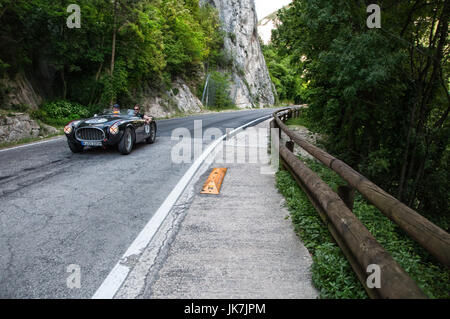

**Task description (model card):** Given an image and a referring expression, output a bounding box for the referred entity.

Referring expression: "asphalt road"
[0,108,275,298]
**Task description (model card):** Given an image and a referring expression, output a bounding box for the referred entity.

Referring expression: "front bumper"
[65,128,124,147]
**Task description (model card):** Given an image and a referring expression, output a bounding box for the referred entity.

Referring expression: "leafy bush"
[99,61,129,106]
[33,100,90,127]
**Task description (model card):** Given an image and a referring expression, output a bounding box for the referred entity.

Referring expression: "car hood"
[76,115,131,128]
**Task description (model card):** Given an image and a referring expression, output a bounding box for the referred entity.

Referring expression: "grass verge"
[276,153,450,299]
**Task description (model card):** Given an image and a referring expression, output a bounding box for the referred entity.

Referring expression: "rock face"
[0,113,42,143]
[170,79,203,113]
[140,78,203,118]
[1,73,43,110]
[201,0,276,108]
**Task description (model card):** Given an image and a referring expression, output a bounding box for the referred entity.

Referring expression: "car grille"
[76,128,105,141]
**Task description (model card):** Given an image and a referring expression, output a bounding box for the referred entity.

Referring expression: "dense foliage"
[0,0,224,112]
[261,43,304,104]
[277,152,450,299]
[32,100,91,127]
[271,0,449,221]
[197,71,235,110]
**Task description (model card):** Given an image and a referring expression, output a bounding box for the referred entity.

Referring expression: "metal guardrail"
[271,106,450,298]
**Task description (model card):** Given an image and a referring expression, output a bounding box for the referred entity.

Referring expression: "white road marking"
[92,114,271,299]
[0,137,64,153]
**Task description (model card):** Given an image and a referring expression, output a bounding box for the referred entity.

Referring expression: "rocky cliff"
[140,78,203,118]
[201,0,276,108]
[1,73,43,110]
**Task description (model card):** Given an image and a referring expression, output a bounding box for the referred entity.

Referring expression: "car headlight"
[64,121,81,135]
[110,122,119,135]
[64,125,73,134]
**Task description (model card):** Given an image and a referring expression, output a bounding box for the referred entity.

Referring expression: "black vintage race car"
[63,109,157,155]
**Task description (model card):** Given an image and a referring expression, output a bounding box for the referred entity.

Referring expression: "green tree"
[273,0,449,221]
[262,43,304,103]
[0,0,225,110]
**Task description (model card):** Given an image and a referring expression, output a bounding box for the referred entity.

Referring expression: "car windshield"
[102,109,136,116]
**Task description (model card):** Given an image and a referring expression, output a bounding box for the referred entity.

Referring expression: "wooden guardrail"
[271,107,450,298]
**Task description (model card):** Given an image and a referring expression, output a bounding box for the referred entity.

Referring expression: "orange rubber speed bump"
[201,168,228,195]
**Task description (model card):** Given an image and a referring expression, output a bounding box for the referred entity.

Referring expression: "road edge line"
[0,136,64,153]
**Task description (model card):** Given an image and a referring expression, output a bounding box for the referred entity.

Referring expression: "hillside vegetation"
[0,0,226,118]
[264,0,449,224]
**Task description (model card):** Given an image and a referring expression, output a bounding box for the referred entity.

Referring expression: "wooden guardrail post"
[278,121,282,139]
[279,144,427,299]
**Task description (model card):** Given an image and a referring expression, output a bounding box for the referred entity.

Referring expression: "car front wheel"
[67,140,83,153]
[118,128,134,155]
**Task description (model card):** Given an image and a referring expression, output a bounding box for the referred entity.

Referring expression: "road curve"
[0,108,275,298]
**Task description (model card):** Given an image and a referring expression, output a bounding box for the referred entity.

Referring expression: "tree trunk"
[398,95,416,200]
[111,0,117,77]
[408,150,426,208]
[61,69,67,100]
[110,0,118,104]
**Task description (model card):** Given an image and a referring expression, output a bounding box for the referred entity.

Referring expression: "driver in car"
[112,104,121,114]
[133,104,152,123]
